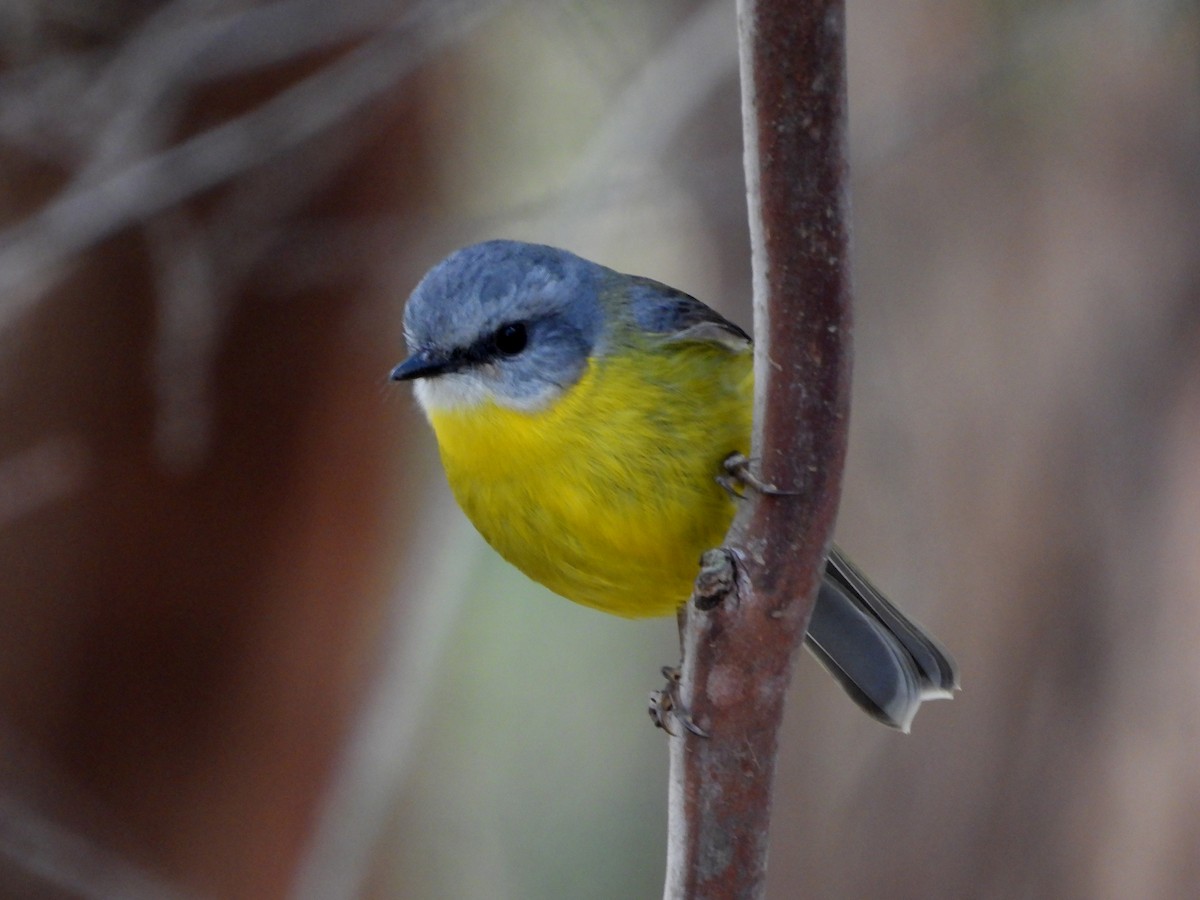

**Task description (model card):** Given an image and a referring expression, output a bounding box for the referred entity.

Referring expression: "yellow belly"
[427,343,753,617]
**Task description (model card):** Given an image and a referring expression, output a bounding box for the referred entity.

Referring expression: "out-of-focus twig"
[0,437,87,529]
[0,789,196,900]
[290,503,478,900]
[663,1,852,896]
[145,212,223,473]
[0,724,194,900]
[571,0,736,182]
[0,0,503,329]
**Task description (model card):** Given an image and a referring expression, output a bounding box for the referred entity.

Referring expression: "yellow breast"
[426,342,753,617]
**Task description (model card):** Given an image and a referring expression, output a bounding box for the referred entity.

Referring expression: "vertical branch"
[664,1,851,898]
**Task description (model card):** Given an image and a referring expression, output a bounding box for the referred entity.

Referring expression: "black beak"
[390,351,452,382]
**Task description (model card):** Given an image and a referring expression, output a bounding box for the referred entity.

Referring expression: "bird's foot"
[691,547,738,611]
[718,452,798,497]
[649,665,709,738]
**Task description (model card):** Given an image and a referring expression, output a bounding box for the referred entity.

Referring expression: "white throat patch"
[412,370,563,415]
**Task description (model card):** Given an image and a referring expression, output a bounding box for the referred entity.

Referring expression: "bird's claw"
[649,665,709,738]
[719,452,797,497]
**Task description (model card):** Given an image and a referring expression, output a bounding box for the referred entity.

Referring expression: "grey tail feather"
[804,545,959,732]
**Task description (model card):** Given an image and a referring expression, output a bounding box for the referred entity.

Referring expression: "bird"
[391,239,958,732]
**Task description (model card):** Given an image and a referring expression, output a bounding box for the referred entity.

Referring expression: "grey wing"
[626,276,751,350]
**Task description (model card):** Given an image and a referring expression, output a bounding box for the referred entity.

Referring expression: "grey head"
[391,240,608,413]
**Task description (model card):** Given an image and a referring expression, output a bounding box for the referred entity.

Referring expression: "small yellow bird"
[392,240,957,731]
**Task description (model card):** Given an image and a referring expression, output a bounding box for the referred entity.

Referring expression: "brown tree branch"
[663,1,851,897]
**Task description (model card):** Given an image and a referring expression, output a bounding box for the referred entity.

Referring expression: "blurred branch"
[664,0,851,896]
[0,0,504,329]
[0,0,484,163]
[0,790,194,900]
[0,2,498,896]
[572,0,735,181]
[291,504,475,900]
[0,719,192,900]
[0,437,87,529]
[144,212,223,473]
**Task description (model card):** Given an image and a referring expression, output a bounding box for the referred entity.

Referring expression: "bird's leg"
[715,471,744,499]
[691,547,738,611]
[648,607,709,737]
[652,456,781,737]
[649,665,709,738]
[719,451,798,496]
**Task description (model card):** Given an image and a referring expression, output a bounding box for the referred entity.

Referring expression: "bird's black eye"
[493,321,527,356]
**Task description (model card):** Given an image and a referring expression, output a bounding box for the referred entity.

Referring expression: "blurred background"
[1,1,1197,897]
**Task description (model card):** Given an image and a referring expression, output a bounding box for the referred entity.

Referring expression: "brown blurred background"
[0,1,1197,898]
